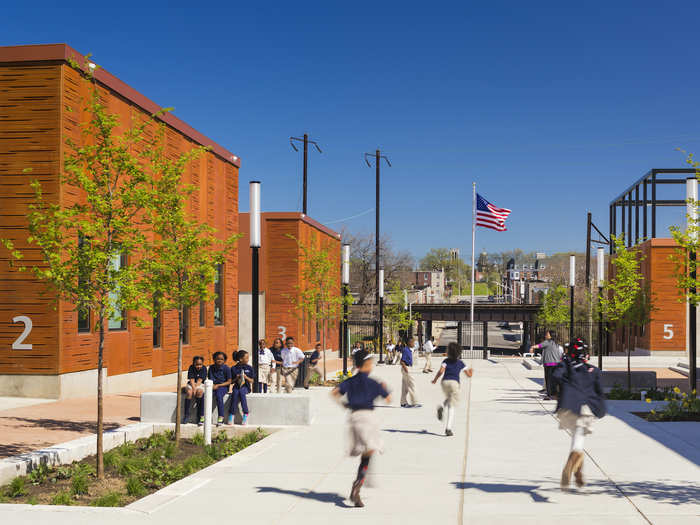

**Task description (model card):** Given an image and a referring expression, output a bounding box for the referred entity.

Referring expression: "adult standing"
[257,339,274,393]
[304,342,323,389]
[422,336,436,373]
[400,339,419,407]
[530,330,561,400]
[269,338,284,393]
[280,336,306,393]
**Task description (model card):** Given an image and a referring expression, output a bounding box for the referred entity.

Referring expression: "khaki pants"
[304,363,323,387]
[258,364,272,391]
[441,379,460,407]
[400,367,418,405]
[423,352,433,372]
[281,367,299,393]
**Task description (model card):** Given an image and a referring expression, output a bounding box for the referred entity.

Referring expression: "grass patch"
[0,429,267,507]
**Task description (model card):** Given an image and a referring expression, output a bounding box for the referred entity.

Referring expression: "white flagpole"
[470,182,476,353]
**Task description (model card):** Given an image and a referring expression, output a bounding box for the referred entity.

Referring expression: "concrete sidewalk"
[1,360,698,524]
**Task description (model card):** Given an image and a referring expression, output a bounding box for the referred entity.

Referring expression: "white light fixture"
[342,243,350,285]
[249,181,261,248]
[597,247,605,288]
[569,254,576,287]
[378,268,384,298]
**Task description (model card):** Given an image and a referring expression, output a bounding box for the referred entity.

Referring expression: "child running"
[208,351,232,427]
[230,350,254,425]
[552,337,606,489]
[182,355,207,425]
[332,349,391,508]
[431,342,473,436]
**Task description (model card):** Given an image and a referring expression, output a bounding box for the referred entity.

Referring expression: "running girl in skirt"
[332,349,391,508]
[552,337,606,489]
[431,342,473,436]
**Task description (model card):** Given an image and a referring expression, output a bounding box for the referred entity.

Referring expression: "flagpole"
[470,182,476,354]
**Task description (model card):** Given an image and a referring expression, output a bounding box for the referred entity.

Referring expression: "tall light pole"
[687,177,698,392]
[569,254,576,344]
[378,267,384,363]
[365,149,391,355]
[597,247,605,370]
[250,181,261,393]
[342,243,350,376]
[290,134,322,215]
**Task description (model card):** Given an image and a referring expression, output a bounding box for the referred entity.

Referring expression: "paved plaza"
[0,359,698,524]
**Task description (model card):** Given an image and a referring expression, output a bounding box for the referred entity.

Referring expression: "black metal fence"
[534,322,609,356]
[347,320,377,350]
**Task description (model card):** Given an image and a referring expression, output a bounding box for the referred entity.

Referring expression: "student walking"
[231,350,254,425]
[269,338,284,393]
[422,336,436,373]
[431,342,473,436]
[400,339,419,407]
[208,351,232,426]
[350,342,362,374]
[552,338,606,489]
[332,349,391,508]
[304,343,323,389]
[386,340,396,365]
[280,336,305,393]
[257,339,274,393]
[530,330,561,399]
[182,356,207,425]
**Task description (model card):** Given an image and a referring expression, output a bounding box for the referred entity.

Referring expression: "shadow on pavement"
[382,428,445,436]
[453,481,551,502]
[255,486,352,507]
[0,443,33,458]
[1,417,121,433]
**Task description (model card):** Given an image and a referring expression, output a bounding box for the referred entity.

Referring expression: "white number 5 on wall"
[663,324,674,340]
[12,316,33,350]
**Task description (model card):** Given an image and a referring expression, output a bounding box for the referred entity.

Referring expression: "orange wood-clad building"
[238,212,342,352]
[0,44,240,397]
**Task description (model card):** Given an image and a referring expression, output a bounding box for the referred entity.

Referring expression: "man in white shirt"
[280,336,306,393]
[422,336,436,373]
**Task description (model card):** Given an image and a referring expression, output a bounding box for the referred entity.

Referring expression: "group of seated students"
[183,350,254,427]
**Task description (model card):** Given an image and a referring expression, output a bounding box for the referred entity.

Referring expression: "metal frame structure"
[609,168,695,252]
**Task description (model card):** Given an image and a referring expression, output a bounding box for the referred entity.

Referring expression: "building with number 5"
[0,44,240,397]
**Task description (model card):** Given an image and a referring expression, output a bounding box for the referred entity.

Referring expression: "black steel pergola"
[609,168,695,253]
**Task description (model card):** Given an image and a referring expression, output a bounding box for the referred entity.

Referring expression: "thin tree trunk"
[97,310,105,479]
[175,307,183,443]
[322,318,327,382]
[627,326,632,391]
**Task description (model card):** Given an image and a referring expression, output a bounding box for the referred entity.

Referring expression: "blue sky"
[5,1,700,260]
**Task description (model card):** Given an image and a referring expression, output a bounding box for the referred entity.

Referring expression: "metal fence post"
[204,379,213,445]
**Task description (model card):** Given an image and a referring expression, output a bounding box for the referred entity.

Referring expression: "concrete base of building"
[0,368,186,399]
[601,370,656,391]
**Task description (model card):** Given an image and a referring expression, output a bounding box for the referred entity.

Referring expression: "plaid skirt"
[348,409,383,456]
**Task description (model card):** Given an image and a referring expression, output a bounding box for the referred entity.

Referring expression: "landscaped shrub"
[647,388,700,421]
[70,472,89,496]
[125,477,146,498]
[90,491,121,507]
[51,491,73,506]
[7,477,27,498]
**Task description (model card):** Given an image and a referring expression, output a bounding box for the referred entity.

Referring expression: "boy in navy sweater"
[183,356,207,425]
[431,342,473,436]
[208,351,232,427]
[332,349,391,508]
[400,340,419,407]
[230,350,254,425]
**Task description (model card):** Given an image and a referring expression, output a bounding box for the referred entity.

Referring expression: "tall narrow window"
[153,297,161,348]
[108,252,127,331]
[181,307,190,344]
[199,300,206,327]
[214,264,223,325]
[77,235,91,333]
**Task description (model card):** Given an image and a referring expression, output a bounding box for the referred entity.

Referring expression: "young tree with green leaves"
[287,235,349,382]
[382,280,414,344]
[601,235,654,390]
[537,284,570,325]
[129,125,240,443]
[1,62,153,478]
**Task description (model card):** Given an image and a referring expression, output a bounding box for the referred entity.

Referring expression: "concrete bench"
[140,391,311,426]
[601,371,656,391]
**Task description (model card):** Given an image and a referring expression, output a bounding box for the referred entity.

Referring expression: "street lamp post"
[342,243,350,376]
[569,254,576,344]
[597,247,605,370]
[250,181,261,393]
[687,177,698,392]
[378,268,384,363]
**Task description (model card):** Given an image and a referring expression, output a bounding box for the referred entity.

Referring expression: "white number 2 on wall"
[663,324,674,340]
[12,316,33,350]
[278,326,287,341]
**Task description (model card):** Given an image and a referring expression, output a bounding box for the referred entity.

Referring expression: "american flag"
[476,193,511,231]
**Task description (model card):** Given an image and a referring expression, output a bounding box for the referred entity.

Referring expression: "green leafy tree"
[537,285,570,325]
[601,235,654,389]
[130,125,240,443]
[419,248,470,293]
[1,62,152,478]
[383,280,415,344]
[287,235,350,381]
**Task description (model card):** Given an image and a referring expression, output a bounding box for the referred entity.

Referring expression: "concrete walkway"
[1,359,698,524]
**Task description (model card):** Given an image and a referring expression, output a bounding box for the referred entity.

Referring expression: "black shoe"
[446,429,454,436]
[304,386,309,390]
[401,404,409,408]
[180,417,187,425]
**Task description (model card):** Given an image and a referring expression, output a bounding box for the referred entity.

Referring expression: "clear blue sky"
[5,1,700,260]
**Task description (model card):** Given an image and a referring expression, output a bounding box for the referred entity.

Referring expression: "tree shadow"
[2,417,121,433]
[382,428,444,437]
[0,443,33,458]
[453,481,551,502]
[255,486,352,507]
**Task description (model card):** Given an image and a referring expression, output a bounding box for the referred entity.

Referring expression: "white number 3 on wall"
[12,316,33,350]
[663,324,674,340]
